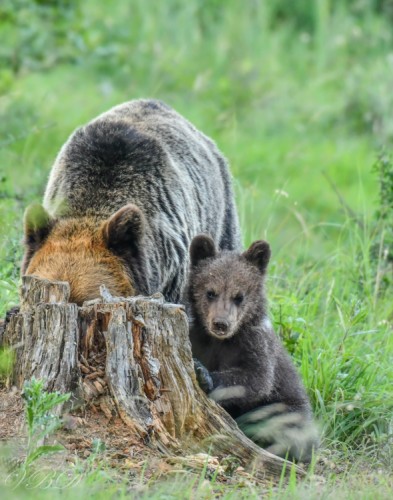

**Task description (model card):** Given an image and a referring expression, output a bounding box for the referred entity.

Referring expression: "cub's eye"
[206,290,217,300]
[233,293,244,305]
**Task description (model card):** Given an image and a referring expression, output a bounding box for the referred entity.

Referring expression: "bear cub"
[185,235,318,462]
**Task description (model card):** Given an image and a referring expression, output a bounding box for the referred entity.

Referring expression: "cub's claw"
[193,358,214,393]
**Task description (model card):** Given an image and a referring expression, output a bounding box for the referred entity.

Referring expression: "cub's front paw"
[193,358,214,393]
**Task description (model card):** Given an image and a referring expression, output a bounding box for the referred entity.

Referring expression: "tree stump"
[1,276,303,480]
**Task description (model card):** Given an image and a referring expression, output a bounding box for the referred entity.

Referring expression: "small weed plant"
[21,377,70,468]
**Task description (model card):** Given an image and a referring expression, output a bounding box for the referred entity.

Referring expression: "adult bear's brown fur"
[185,235,318,462]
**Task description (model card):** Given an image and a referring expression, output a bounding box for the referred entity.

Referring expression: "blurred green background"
[1,0,393,464]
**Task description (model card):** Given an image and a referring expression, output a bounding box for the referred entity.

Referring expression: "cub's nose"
[212,319,229,333]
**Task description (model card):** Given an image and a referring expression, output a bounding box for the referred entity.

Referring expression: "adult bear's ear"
[102,204,145,256]
[242,240,271,273]
[190,234,216,267]
[102,204,150,295]
[22,203,53,273]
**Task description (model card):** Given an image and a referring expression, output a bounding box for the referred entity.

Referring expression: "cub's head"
[187,235,271,340]
[22,203,149,305]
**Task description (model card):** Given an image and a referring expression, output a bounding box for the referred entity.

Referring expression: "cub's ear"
[242,240,271,273]
[190,234,216,266]
[22,203,53,274]
[102,204,145,255]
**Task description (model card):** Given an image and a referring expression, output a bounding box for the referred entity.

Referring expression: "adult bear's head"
[22,203,150,305]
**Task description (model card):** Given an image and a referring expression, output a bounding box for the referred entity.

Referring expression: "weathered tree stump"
[1,276,303,480]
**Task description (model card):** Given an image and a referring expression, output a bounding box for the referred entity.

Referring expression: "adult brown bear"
[22,99,241,304]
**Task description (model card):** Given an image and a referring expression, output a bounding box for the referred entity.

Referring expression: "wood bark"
[1,276,304,480]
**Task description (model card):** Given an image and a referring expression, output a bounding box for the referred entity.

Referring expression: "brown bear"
[185,234,318,462]
[22,100,241,305]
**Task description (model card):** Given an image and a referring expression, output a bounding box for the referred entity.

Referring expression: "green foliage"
[0,0,80,79]
[369,153,393,290]
[0,379,72,491]
[0,200,23,316]
[22,377,70,467]
[0,346,14,381]
[374,153,393,222]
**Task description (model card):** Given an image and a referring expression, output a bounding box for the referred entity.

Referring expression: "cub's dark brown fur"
[185,235,318,462]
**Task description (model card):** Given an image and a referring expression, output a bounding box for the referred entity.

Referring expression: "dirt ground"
[0,387,301,490]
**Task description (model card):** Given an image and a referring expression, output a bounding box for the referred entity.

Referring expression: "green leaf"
[25,445,64,466]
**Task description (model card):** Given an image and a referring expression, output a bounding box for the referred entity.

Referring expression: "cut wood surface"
[1,276,304,480]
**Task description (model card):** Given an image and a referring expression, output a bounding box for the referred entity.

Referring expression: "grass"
[1,0,393,497]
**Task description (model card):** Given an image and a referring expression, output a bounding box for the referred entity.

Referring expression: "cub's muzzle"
[212,318,230,335]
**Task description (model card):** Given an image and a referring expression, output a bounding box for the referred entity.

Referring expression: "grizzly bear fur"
[22,100,241,304]
[185,235,318,462]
